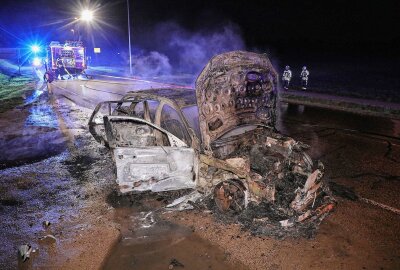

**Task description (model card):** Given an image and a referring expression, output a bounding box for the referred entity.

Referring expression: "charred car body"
[89,51,335,237]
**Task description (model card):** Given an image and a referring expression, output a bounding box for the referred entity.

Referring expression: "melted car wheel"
[213,180,245,213]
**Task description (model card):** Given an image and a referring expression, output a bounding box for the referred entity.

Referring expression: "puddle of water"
[0,82,71,168]
[103,205,246,270]
[24,80,45,104]
[25,103,59,128]
[23,81,60,129]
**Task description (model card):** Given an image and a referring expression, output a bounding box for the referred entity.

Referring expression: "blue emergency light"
[31,45,40,53]
[32,57,41,66]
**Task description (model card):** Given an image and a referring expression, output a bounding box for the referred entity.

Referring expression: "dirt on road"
[1,87,399,270]
[163,103,400,269]
[0,92,121,269]
[0,90,244,270]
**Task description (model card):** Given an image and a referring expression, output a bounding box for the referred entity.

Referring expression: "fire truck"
[47,40,87,78]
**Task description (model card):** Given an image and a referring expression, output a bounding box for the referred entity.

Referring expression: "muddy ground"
[1,87,400,269]
[0,91,245,269]
[0,93,121,269]
[164,104,400,269]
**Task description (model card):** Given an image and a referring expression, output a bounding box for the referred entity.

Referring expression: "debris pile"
[89,51,335,238]
[198,129,336,238]
[194,51,335,238]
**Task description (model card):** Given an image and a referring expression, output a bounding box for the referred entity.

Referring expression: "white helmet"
[302,66,307,70]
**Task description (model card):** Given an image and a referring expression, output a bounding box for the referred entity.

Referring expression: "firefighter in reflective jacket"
[282,65,292,90]
[300,66,309,90]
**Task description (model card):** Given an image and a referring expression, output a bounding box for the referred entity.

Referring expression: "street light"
[81,9,94,22]
[76,9,94,41]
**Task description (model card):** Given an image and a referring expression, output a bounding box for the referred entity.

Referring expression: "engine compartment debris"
[89,51,335,237]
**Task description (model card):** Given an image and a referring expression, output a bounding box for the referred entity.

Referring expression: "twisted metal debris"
[89,51,335,237]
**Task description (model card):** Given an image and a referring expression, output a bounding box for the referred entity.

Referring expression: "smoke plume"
[132,51,172,77]
[132,22,245,76]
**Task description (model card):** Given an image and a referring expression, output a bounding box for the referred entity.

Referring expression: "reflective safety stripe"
[283,70,292,79]
[301,70,309,79]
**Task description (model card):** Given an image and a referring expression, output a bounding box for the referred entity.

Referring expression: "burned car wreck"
[89,51,335,237]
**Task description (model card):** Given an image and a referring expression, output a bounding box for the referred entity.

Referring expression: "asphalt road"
[48,75,185,109]
[19,75,400,268]
[48,75,400,138]
[280,89,400,119]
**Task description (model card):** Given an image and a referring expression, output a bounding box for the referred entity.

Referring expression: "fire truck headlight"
[33,57,41,66]
[31,45,40,53]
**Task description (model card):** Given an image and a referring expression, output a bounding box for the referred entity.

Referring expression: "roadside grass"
[0,73,35,113]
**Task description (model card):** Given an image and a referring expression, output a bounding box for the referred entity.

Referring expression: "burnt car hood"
[196,51,278,152]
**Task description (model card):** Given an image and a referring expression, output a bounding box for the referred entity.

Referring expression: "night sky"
[0,0,399,59]
[133,0,400,57]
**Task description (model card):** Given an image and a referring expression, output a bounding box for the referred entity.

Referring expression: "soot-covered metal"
[89,51,335,237]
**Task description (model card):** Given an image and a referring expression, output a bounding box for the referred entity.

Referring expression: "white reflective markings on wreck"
[115,147,196,193]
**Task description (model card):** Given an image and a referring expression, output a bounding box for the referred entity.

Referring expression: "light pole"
[127,0,133,76]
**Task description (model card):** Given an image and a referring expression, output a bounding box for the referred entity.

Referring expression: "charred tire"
[213,180,245,214]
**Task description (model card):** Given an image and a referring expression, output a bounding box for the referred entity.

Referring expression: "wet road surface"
[103,102,400,269]
[48,75,188,109]
[72,75,398,269]
[103,198,248,270]
[0,80,74,169]
[1,76,399,269]
[42,78,400,268]
[159,102,400,269]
